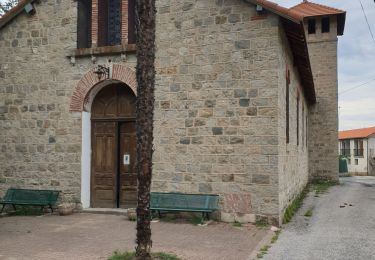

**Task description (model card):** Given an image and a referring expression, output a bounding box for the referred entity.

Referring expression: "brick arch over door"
[70,64,137,112]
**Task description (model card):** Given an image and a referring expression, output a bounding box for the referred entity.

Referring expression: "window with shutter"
[108,0,122,46]
[77,0,135,50]
[128,0,136,44]
[77,0,92,48]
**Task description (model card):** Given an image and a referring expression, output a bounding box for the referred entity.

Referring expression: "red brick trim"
[70,64,137,112]
[91,0,98,47]
[121,0,129,45]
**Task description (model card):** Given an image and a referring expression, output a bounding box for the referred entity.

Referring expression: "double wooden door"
[91,121,137,208]
[90,83,137,208]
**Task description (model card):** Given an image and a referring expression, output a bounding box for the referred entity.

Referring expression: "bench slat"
[0,188,60,207]
[150,192,219,212]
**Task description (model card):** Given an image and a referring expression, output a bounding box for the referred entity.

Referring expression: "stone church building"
[0,0,345,224]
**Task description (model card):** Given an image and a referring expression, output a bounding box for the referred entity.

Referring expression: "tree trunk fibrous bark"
[135,0,156,259]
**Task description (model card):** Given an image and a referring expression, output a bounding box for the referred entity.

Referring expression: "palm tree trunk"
[134,0,156,259]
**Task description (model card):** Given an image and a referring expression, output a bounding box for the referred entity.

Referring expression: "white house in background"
[339,127,375,176]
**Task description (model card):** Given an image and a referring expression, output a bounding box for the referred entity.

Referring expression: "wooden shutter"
[98,0,108,47]
[77,0,92,48]
[128,0,136,44]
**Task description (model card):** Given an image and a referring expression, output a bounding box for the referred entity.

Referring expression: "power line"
[339,77,375,95]
[358,0,375,45]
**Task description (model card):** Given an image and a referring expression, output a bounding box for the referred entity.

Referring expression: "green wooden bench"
[0,188,60,213]
[150,192,219,223]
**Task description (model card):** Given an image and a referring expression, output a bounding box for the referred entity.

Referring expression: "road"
[264,176,375,260]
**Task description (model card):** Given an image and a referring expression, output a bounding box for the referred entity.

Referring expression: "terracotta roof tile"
[290,1,345,17]
[290,1,346,35]
[339,127,375,140]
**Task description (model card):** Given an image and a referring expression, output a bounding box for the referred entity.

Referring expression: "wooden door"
[119,121,137,208]
[91,83,136,208]
[91,121,117,208]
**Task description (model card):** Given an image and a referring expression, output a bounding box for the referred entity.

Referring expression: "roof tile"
[339,127,375,140]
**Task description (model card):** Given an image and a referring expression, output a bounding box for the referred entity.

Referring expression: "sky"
[275,0,375,131]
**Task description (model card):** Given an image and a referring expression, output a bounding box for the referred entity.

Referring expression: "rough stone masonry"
[0,0,344,225]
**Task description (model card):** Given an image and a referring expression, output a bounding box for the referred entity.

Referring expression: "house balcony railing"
[340,149,351,156]
[354,149,364,157]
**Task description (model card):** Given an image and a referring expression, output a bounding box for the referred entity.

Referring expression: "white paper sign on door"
[123,154,130,165]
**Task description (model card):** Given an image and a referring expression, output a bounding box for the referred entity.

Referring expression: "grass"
[255,218,269,229]
[310,180,336,195]
[304,207,314,217]
[283,180,337,223]
[189,215,203,225]
[109,251,180,260]
[282,186,309,224]
[232,221,242,227]
[271,230,281,244]
[256,245,270,259]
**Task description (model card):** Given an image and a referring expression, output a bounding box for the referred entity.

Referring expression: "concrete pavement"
[0,213,268,260]
[264,176,375,260]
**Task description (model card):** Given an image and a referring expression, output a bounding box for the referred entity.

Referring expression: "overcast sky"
[275,0,375,131]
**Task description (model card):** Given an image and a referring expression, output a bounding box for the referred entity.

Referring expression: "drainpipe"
[367,138,369,175]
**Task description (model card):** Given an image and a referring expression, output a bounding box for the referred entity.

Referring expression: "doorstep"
[82,208,128,215]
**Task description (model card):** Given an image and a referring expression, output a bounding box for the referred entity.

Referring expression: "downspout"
[367,138,369,175]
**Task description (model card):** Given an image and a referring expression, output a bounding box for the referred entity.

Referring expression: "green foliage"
[0,0,19,16]
[282,186,309,224]
[310,180,336,194]
[256,245,270,259]
[10,206,43,216]
[271,231,281,244]
[109,251,180,260]
[189,215,202,225]
[304,207,313,217]
[255,218,269,229]
[232,221,242,227]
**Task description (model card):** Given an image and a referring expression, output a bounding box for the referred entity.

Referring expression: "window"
[322,17,330,33]
[98,0,121,46]
[297,92,300,146]
[77,0,136,49]
[77,0,92,48]
[355,159,359,165]
[340,140,350,156]
[354,139,364,157]
[128,0,136,44]
[308,19,316,34]
[286,70,290,144]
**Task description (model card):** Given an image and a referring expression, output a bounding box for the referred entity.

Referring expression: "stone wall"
[0,0,137,201]
[153,0,281,223]
[0,0,326,224]
[306,16,339,181]
[276,24,309,219]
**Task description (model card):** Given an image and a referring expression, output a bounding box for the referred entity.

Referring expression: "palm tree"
[134,0,156,259]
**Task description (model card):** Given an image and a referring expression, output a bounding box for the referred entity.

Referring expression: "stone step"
[82,208,129,216]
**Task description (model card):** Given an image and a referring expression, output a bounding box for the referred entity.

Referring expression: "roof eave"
[0,0,36,30]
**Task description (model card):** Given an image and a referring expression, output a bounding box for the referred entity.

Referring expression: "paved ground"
[264,176,375,260]
[0,213,268,260]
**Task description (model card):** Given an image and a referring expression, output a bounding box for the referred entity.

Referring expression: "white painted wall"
[81,111,91,208]
[346,139,368,174]
[367,136,375,175]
